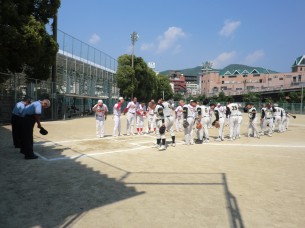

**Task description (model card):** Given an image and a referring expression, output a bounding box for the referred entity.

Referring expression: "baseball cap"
[98,100,103,103]
[119,97,124,100]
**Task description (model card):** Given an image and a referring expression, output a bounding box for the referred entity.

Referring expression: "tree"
[242,92,260,102]
[156,74,173,100]
[116,54,173,101]
[0,0,60,80]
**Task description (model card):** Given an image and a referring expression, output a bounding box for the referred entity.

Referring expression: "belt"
[266,117,272,119]
[128,112,135,114]
[219,117,223,118]
[187,116,194,118]
[166,116,172,117]
[203,115,209,117]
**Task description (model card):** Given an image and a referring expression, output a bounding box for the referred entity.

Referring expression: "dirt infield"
[1,114,305,228]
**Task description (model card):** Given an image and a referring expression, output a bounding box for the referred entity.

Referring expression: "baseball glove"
[183,120,189,128]
[39,127,48,135]
[159,125,166,134]
[196,122,202,129]
[214,121,220,128]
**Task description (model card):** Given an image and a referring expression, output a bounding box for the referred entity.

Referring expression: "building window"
[268,78,272,81]
[236,88,242,90]
[298,75,302,81]
[222,81,224,84]
[243,74,247,77]
[279,78,283,80]
[259,79,263,83]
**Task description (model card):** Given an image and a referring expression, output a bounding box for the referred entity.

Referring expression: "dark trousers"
[20,115,35,157]
[11,114,22,148]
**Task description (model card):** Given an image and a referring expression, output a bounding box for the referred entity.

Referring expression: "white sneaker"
[228,138,233,141]
[171,143,176,147]
[268,134,272,137]
[153,144,160,148]
[159,145,166,151]
[215,138,221,142]
[203,139,210,143]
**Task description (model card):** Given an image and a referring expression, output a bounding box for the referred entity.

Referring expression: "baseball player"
[273,103,282,133]
[92,100,108,138]
[124,97,138,136]
[259,104,267,134]
[146,101,156,134]
[160,99,176,147]
[245,103,260,138]
[112,97,124,136]
[198,99,210,143]
[236,104,243,139]
[136,102,146,135]
[149,101,167,151]
[260,103,276,137]
[210,103,225,142]
[175,100,184,132]
[183,100,197,145]
[226,100,239,141]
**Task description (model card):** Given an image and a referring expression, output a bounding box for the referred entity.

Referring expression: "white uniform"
[262,107,275,136]
[126,101,137,135]
[281,108,287,132]
[247,106,260,138]
[214,106,225,141]
[183,104,196,145]
[136,104,145,134]
[226,103,239,140]
[154,104,167,150]
[147,105,156,133]
[198,105,210,142]
[162,101,175,139]
[175,105,184,131]
[113,102,122,136]
[92,104,108,138]
[236,110,243,138]
[273,107,282,132]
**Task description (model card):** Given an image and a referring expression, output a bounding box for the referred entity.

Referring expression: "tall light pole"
[130,31,139,99]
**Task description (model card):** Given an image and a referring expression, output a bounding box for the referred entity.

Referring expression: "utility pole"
[130,31,139,99]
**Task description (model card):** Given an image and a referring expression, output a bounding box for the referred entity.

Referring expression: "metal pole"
[130,32,138,99]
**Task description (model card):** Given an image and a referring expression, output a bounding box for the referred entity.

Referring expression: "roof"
[292,55,305,66]
[219,64,277,76]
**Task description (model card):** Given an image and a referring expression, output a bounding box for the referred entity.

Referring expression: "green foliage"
[173,93,184,101]
[116,55,173,101]
[0,0,60,80]
[242,92,260,102]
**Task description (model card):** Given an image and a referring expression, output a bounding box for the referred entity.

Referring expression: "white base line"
[36,145,151,161]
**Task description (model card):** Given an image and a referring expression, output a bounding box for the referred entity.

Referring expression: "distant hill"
[159,64,277,76]
[159,66,202,76]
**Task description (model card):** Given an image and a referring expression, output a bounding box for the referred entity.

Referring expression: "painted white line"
[41,145,151,161]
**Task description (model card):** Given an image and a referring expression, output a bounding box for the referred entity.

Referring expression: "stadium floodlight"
[130,31,139,99]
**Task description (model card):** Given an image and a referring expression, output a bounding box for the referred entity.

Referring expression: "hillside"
[159,64,277,76]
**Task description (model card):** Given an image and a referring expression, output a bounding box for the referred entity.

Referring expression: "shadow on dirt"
[0,125,144,228]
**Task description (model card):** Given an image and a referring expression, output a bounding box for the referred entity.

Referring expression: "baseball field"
[1,114,305,228]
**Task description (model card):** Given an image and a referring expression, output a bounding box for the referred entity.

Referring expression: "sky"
[57,0,305,73]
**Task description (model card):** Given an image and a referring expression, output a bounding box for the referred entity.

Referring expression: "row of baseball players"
[91,98,294,147]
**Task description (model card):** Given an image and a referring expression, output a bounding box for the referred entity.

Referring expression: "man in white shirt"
[226,100,239,141]
[245,103,260,138]
[175,100,184,132]
[92,100,108,138]
[124,97,138,136]
[112,97,124,136]
[183,100,197,145]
